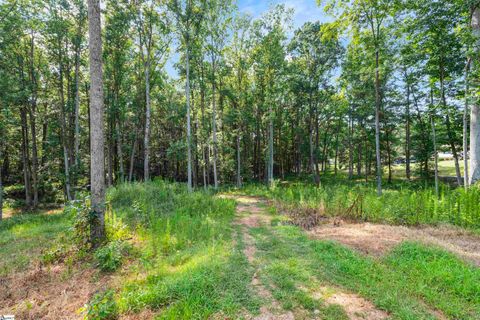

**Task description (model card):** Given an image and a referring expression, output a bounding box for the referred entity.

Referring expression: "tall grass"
[107,179,258,318]
[239,178,480,229]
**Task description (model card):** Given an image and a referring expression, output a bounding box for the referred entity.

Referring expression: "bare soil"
[309,222,480,266]
[312,287,388,320]
[232,195,294,320]
[0,263,110,319]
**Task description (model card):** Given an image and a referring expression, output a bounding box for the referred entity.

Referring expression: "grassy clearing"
[390,160,465,178]
[0,211,69,276]
[238,176,480,229]
[1,180,479,319]
[251,220,480,320]
[108,180,259,319]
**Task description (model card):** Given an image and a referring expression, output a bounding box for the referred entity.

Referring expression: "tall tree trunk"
[405,77,411,180]
[117,121,124,183]
[59,47,72,201]
[88,0,106,247]
[21,107,32,207]
[186,46,193,192]
[268,102,274,186]
[41,103,48,167]
[431,114,439,198]
[374,49,382,196]
[29,33,39,207]
[144,59,151,181]
[236,134,241,188]
[74,27,82,171]
[440,64,462,186]
[470,7,480,185]
[211,58,218,189]
[464,58,471,189]
[334,120,340,176]
[107,118,114,186]
[128,130,138,182]
[348,106,353,179]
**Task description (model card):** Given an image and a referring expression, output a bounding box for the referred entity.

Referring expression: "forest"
[1,0,480,319]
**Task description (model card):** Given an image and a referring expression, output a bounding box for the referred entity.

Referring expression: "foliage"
[94,240,130,272]
[239,177,480,229]
[108,179,259,318]
[81,289,119,320]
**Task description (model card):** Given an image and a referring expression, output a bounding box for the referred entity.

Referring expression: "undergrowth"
[107,180,259,319]
[238,176,480,229]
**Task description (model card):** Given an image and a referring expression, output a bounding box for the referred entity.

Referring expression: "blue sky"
[165,0,331,77]
[238,0,330,27]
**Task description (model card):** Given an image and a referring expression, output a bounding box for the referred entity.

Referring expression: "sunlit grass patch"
[0,212,69,276]
[384,242,480,319]
[251,222,479,320]
[108,180,260,318]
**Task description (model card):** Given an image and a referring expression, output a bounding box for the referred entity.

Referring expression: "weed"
[94,240,131,272]
[81,289,118,320]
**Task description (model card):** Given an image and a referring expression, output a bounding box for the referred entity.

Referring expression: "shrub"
[94,240,129,272]
[82,289,118,320]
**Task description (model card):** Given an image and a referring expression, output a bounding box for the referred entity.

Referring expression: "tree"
[205,0,233,189]
[289,22,342,185]
[88,0,106,247]
[471,5,480,185]
[324,0,395,195]
[168,0,206,192]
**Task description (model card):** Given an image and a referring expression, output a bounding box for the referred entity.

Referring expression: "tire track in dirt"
[228,195,390,320]
[230,195,294,320]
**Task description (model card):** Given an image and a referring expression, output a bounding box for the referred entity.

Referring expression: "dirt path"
[228,195,388,320]
[231,196,294,320]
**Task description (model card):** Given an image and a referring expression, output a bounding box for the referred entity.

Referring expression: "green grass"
[251,222,480,319]
[390,160,465,178]
[0,211,69,276]
[2,179,478,319]
[109,180,260,319]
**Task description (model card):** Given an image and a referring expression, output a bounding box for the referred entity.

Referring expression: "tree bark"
[88,0,106,247]
[128,130,138,183]
[74,19,82,171]
[405,76,411,180]
[374,49,382,195]
[268,101,274,186]
[236,134,241,188]
[186,46,193,192]
[117,121,125,183]
[439,63,462,186]
[471,7,480,185]
[464,58,471,189]
[58,43,72,201]
[431,114,439,198]
[20,107,32,207]
[29,32,39,207]
[144,59,151,181]
[211,57,218,189]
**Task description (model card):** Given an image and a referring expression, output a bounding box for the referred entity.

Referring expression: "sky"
[165,0,331,78]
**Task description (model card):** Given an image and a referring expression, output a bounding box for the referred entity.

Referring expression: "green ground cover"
[1,179,479,319]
